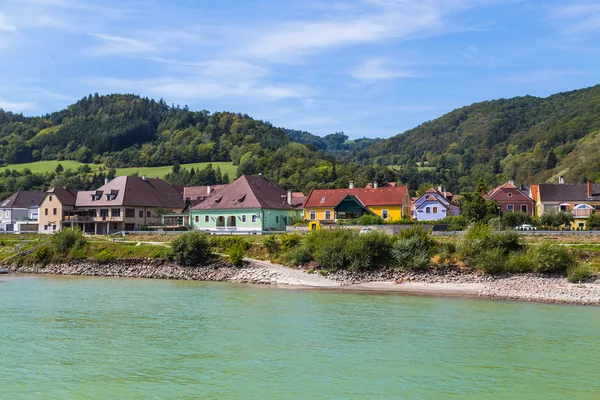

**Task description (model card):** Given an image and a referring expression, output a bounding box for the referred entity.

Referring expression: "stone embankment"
[326,266,486,285]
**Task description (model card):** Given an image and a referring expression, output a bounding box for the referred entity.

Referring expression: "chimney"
[373,181,378,189]
[287,190,293,206]
[509,179,515,186]
[349,181,355,189]
[142,175,146,181]
[559,176,565,184]
[438,185,442,193]
[588,180,593,198]
[104,178,109,185]
[207,185,212,195]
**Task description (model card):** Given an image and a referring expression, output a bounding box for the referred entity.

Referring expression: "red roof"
[183,185,228,200]
[365,182,397,189]
[304,186,409,208]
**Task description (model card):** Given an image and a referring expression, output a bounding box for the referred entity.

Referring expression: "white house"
[412,188,459,221]
[0,191,46,233]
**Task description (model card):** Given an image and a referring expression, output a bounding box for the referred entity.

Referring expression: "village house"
[0,191,46,233]
[303,182,411,226]
[531,178,600,229]
[188,175,303,232]
[38,187,79,233]
[412,187,459,221]
[485,181,535,216]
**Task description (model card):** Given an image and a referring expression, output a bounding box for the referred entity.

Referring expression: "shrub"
[586,213,600,230]
[210,235,250,251]
[286,245,313,266]
[33,244,53,265]
[472,247,507,274]
[172,231,212,266]
[345,235,374,271]
[228,243,245,267]
[531,242,576,273]
[280,232,302,250]
[504,251,534,273]
[69,247,87,260]
[392,236,431,271]
[358,214,384,225]
[567,263,593,283]
[50,228,87,256]
[313,235,347,271]
[93,250,116,263]
[263,234,279,256]
[398,226,436,251]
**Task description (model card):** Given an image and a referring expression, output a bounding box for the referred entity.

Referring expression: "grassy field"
[3,161,237,179]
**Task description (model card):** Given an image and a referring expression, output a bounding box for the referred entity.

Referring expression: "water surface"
[1,275,599,399]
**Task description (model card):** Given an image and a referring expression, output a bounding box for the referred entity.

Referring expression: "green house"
[189,175,303,233]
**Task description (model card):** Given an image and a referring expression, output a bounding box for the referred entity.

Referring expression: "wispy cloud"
[0,99,38,112]
[0,13,17,32]
[88,33,155,55]
[549,2,600,36]
[350,58,417,82]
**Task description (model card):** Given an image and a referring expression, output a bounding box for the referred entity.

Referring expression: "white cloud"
[549,2,600,35]
[0,13,17,32]
[147,57,269,82]
[88,33,155,55]
[0,99,38,111]
[350,58,417,82]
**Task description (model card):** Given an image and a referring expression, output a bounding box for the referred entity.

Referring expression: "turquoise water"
[1,276,600,399]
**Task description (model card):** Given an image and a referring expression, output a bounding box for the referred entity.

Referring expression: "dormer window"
[320,196,326,203]
[91,194,101,201]
[237,194,246,203]
[214,196,223,204]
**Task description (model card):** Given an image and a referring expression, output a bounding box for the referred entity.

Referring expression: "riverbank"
[5,259,600,305]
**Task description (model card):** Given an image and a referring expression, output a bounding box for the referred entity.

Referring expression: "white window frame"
[521,205,528,213]
[204,215,209,223]
[507,205,514,212]
[382,209,389,219]
[325,210,331,220]
[426,207,431,213]
[242,215,247,223]
[252,215,258,223]
[433,207,438,214]
[309,210,316,220]
[195,215,199,223]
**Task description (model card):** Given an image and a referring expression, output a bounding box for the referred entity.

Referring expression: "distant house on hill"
[412,187,459,221]
[485,181,535,216]
[0,191,45,233]
[188,175,303,232]
[303,182,411,224]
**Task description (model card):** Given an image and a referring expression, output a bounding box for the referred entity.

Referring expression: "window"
[433,207,438,214]
[112,223,118,230]
[309,210,316,220]
[147,211,151,218]
[242,215,247,222]
[426,207,431,213]
[139,211,144,218]
[204,215,209,223]
[100,209,109,217]
[325,210,331,220]
[382,210,389,219]
[579,222,585,228]
[276,216,279,223]
[252,215,258,223]
[45,208,48,216]
[507,192,513,198]
[125,209,135,218]
[53,208,57,215]
[4,210,8,218]
[49,196,53,201]
[560,205,568,212]
[106,194,117,201]
[320,196,327,203]
[44,225,48,230]
[52,225,56,231]
[521,205,528,213]
[195,215,199,223]
[111,209,121,217]
[507,205,514,212]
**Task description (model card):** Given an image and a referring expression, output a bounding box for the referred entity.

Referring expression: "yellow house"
[303,185,411,223]
[38,187,79,233]
[534,181,600,229]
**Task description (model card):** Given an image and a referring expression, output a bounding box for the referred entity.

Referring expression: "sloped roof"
[365,182,397,189]
[304,186,409,208]
[183,185,228,200]
[538,183,600,202]
[47,187,79,206]
[76,176,185,208]
[0,191,45,209]
[191,175,296,211]
[485,181,533,202]
[530,185,539,202]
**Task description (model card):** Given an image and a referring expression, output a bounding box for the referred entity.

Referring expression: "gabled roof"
[183,185,228,200]
[413,188,451,208]
[304,186,409,208]
[415,195,450,211]
[0,191,45,209]
[538,183,600,202]
[485,181,534,202]
[530,185,539,202]
[191,175,296,211]
[46,187,79,206]
[76,176,185,209]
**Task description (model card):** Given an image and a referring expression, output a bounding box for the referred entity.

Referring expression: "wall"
[190,209,263,231]
[414,200,447,221]
[367,205,404,221]
[304,208,335,221]
[38,194,69,234]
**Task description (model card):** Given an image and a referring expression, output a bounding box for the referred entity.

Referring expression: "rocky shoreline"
[5,260,600,306]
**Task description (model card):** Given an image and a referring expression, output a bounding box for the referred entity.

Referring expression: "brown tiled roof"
[304,186,409,208]
[0,191,45,208]
[191,175,295,211]
[76,176,185,209]
[183,185,228,200]
[538,183,600,202]
[485,181,534,202]
[47,187,79,206]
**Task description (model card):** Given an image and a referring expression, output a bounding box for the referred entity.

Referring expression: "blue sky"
[1,0,600,139]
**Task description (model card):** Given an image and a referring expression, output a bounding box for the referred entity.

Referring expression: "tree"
[587,212,600,230]
[460,189,499,223]
[172,160,181,174]
[172,231,212,266]
[545,150,558,170]
[55,163,64,174]
[541,211,574,229]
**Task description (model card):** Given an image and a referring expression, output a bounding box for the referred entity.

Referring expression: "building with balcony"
[0,191,45,232]
[188,175,303,233]
[38,187,79,233]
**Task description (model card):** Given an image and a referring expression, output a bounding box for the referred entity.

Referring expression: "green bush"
[286,245,313,266]
[210,235,250,251]
[172,231,212,266]
[228,243,245,267]
[473,247,507,274]
[93,250,116,263]
[263,234,279,256]
[50,228,87,255]
[392,236,431,270]
[33,244,54,264]
[458,224,522,262]
[567,263,593,283]
[531,242,576,273]
[398,226,436,251]
[280,232,302,250]
[358,214,384,225]
[504,251,534,273]
[313,235,347,271]
[69,247,87,260]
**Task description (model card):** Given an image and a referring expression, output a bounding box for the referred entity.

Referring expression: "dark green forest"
[2,84,600,197]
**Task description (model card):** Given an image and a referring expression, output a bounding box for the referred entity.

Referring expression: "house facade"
[485,181,535,216]
[533,180,600,229]
[38,187,79,233]
[412,188,459,221]
[189,175,302,232]
[303,184,411,223]
[0,191,45,232]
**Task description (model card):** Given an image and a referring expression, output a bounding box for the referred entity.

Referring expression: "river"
[1,275,599,399]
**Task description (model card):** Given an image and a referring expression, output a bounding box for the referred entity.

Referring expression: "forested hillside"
[355,85,600,190]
